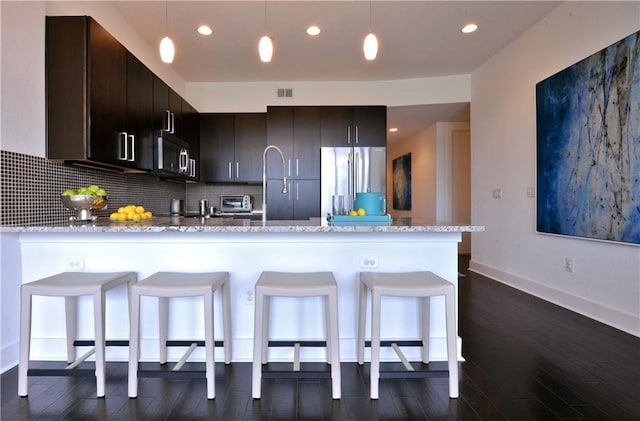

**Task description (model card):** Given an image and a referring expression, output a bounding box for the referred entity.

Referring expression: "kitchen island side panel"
[17,231,462,363]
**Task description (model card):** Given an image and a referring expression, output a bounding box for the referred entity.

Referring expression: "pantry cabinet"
[265,106,321,220]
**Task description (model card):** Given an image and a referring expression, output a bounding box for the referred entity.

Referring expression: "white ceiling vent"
[277,88,293,98]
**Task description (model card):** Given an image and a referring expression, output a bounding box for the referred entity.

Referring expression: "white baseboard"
[469,260,639,337]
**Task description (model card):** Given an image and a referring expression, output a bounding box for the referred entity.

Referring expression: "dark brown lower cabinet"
[266,179,320,220]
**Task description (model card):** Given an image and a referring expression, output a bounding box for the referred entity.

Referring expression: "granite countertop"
[0,216,485,233]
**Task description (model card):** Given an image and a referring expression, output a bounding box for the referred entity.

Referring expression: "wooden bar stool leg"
[370,289,382,399]
[65,296,78,364]
[204,289,215,399]
[128,290,141,398]
[221,279,232,364]
[324,295,332,365]
[261,295,270,364]
[252,288,265,399]
[421,296,431,364]
[328,288,341,399]
[159,297,169,365]
[18,291,32,397]
[445,289,459,398]
[93,291,107,398]
[357,279,368,365]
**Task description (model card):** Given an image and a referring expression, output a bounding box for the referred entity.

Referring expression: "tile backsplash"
[0,150,263,226]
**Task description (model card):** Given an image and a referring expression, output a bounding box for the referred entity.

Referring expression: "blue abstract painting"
[536,31,639,245]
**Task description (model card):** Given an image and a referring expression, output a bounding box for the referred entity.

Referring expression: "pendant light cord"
[368,0,372,32]
[165,0,168,34]
[264,0,268,33]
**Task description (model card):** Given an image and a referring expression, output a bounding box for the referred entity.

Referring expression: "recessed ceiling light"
[306,25,321,36]
[197,25,213,36]
[461,23,478,34]
[389,128,398,132]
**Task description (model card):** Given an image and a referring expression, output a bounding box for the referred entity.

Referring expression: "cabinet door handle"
[228,162,232,179]
[296,159,299,177]
[128,134,135,161]
[164,110,171,132]
[288,182,292,201]
[288,159,291,178]
[355,126,359,145]
[179,149,189,172]
[170,112,175,134]
[296,182,299,201]
[189,158,196,177]
[347,126,351,144]
[118,132,128,160]
[236,162,240,179]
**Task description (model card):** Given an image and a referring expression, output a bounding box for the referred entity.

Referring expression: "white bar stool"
[252,271,341,399]
[128,272,231,400]
[18,271,137,397]
[357,271,459,399]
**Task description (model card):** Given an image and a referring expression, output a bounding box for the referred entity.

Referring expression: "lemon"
[357,208,366,216]
[135,206,145,214]
[118,207,126,214]
[349,210,358,216]
[109,213,118,220]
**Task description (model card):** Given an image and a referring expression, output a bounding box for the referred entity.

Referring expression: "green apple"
[87,184,100,194]
[95,188,107,196]
[62,189,76,196]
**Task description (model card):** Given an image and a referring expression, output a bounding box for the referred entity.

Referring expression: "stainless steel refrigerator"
[320,147,386,216]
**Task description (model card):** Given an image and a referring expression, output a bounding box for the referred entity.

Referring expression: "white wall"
[187,75,471,112]
[388,122,471,252]
[387,125,437,223]
[470,1,640,335]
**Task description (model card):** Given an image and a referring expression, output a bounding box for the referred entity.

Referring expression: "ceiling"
[111,1,560,143]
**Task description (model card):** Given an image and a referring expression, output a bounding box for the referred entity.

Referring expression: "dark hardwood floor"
[3,258,639,420]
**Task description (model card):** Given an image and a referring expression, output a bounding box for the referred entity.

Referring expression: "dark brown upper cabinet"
[200,113,265,183]
[266,106,321,180]
[320,106,387,147]
[46,16,153,172]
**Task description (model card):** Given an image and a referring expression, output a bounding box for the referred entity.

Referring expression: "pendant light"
[363,0,378,61]
[159,1,175,63]
[258,0,273,62]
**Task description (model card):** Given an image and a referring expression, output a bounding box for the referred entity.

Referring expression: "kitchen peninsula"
[2,218,483,365]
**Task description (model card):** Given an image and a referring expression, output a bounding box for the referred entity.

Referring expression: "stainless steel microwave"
[155,134,190,177]
[220,195,253,213]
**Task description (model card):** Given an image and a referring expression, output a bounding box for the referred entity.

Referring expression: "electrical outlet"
[244,289,255,305]
[360,255,379,268]
[492,188,503,199]
[527,186,536,198]
[66,257,85,271]
[565,258,574,273]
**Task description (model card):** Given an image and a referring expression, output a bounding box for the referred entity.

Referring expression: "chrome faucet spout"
[262,145,288,223]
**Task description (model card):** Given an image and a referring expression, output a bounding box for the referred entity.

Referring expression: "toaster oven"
[220,195,253,213]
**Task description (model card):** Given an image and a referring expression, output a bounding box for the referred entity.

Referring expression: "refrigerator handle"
[347,151,353,199]
[354,152,360,195]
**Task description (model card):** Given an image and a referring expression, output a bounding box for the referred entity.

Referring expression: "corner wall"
[470,1,640,335]
[387,125,437,223]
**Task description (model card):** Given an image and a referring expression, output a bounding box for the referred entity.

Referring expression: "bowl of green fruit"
[61,185,108,221]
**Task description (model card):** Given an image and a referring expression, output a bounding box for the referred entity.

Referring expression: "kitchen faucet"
[262,145,288,223]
